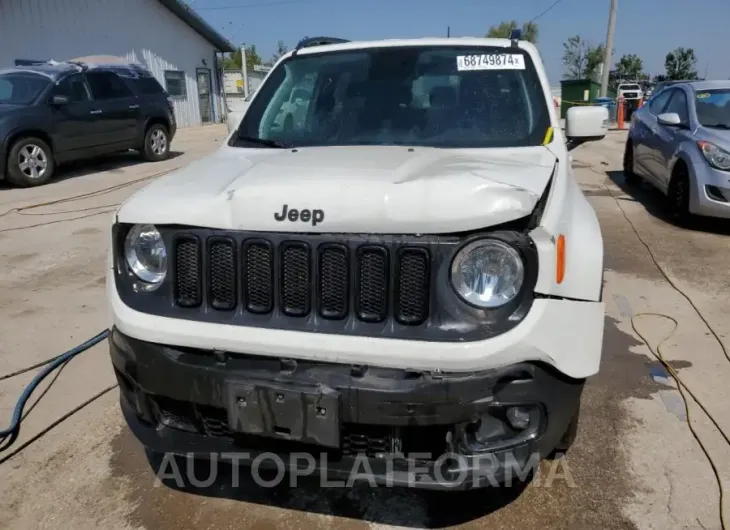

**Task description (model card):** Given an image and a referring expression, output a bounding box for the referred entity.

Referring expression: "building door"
[196,68,213,124]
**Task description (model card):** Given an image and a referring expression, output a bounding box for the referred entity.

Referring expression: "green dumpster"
[560,79,602,119]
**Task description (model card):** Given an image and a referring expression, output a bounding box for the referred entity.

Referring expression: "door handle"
[90,109,103,114]
[129,104,139,109]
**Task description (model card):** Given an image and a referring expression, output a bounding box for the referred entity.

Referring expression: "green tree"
[664,47,699,80]
[615,53,644,80]
[221,44,262,71]
[562,35,604,80]
[585,44,605,81]
[486,20,538,43]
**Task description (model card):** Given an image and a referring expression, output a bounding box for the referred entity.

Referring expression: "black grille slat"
[243,241,274,314]
[356,247,389,323]
[170,234,435,330]
[319,244,349,319]
[395,249,430,325]
[281,243,311,317]
[209,239,236,310]
[174,238,202,307]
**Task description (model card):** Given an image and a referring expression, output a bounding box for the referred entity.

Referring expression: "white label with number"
[456,54,525,71]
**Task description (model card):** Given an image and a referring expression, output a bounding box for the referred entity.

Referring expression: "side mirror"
[657,112,682,127]
[565,105,609,150]
[51,94,69,106]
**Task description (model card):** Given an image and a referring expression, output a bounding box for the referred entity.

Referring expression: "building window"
[164,70,186,97]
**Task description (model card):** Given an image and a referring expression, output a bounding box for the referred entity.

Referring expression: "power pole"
[240,45,249,98]
[599,0,617,97]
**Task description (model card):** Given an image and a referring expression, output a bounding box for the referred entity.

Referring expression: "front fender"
[530,156,603,301]
[671,140,709,211]
[2,115,55,163]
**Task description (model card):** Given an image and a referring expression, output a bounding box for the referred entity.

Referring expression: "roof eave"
[157,0,236,53]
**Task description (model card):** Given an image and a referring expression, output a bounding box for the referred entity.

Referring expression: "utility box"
[559,79,617,119]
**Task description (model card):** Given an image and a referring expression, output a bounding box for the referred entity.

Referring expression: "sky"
[190,0,730,86]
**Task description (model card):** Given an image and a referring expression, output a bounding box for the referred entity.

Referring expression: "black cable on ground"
[0,330,110,445]
[1,349,72,382]
[0,166,175,219]
[17,203,120,216]
[0,209,117,234]
[0,360,69,454]
[0,384,117,466]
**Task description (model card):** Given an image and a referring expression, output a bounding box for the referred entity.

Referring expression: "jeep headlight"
[451,240,524,308]
[124,224,167,289]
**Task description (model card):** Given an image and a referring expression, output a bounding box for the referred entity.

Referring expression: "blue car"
[623,80,730,220]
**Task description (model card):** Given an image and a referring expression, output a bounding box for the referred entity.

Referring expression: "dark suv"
[0,59,177,187]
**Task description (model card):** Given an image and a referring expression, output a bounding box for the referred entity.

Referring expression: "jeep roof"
[281,36,535,56]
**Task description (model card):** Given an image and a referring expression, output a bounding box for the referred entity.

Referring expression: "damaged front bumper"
[111,328,584,490]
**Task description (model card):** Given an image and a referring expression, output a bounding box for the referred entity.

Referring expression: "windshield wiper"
[703,123,730,130]
[236,135,291,148]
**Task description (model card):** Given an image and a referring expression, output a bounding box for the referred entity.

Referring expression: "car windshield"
[695,88,730,128]
[620,84,641,91]
[233,45,551,149]
[0,72,50,105]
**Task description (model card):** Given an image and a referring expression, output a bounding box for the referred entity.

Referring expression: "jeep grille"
[113,225,539,342]
[172,233,431,326]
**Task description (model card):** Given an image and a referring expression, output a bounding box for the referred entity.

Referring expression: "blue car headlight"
[698,141,730,171]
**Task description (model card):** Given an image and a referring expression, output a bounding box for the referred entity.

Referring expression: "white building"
[0,0,235,127]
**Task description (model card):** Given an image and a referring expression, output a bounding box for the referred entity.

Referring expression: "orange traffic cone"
[617,96,625,130]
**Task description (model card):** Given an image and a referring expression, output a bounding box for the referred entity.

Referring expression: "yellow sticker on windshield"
[697,92,711,99]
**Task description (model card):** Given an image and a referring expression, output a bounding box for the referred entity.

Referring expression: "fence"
[223,64,270,96]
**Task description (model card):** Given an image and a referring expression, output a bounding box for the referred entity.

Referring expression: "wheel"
[623,140,640,186]
[6,137,55,187]
[667,164,691,222]
[142,123,170,162]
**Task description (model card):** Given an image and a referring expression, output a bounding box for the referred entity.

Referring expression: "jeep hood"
[116,145,557,233]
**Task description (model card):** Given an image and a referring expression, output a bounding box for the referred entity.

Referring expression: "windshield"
[233,45,551,149]
[620,84,641,91]
[0,72,50,105]
[695,89,730,128]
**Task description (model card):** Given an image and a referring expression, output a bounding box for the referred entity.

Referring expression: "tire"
[142,123,170,162]
[623,140,639,186]
[6,137,55,188]
[667,164,691,223]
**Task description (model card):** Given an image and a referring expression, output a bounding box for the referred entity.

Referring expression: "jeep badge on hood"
[274,204,325,226]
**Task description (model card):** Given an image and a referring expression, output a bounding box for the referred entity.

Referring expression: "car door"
[632,89,672,182]
[48,73,105,158]
[84,71,140,149]
[652,88,691,192]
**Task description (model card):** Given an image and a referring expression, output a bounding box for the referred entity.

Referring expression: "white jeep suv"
[108,35,608,489]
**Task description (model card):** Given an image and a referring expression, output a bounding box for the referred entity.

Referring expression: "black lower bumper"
[110,327,585,490]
